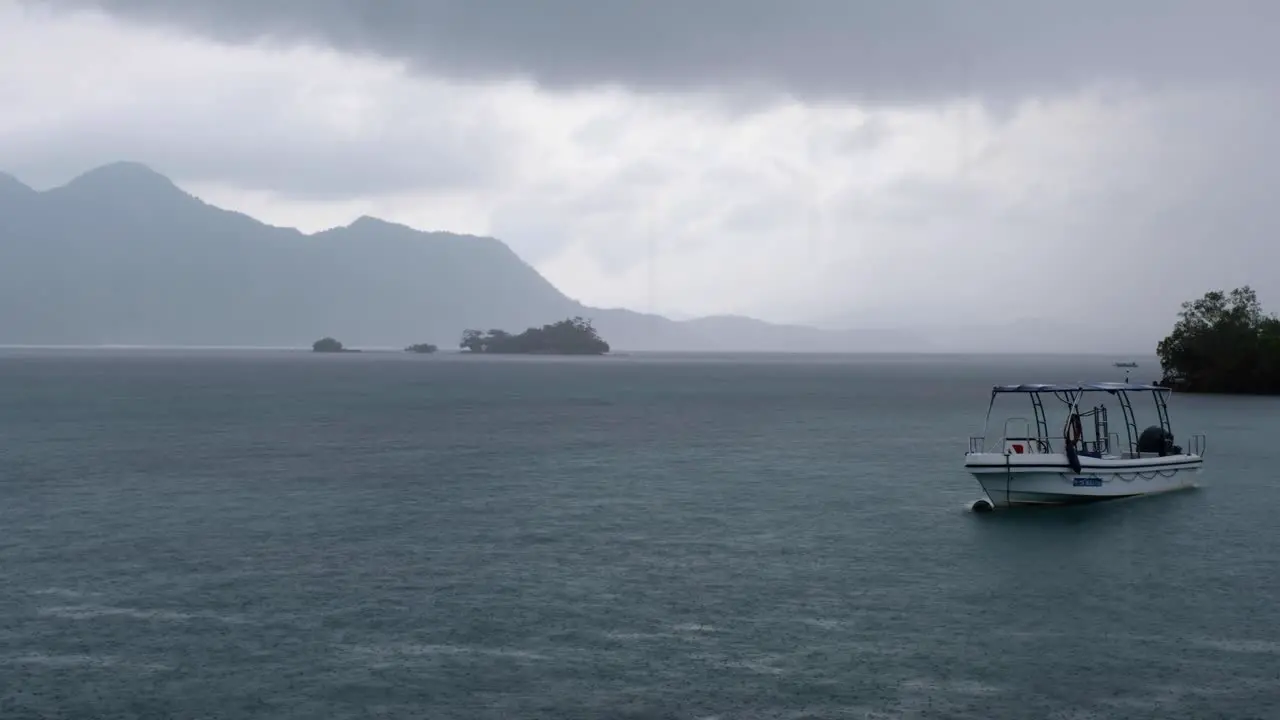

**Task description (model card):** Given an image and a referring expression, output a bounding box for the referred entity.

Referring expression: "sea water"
[1,349,1277,719]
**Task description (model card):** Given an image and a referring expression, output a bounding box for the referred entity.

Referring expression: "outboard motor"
[1137,425,1180,456]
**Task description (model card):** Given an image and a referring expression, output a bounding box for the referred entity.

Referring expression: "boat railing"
[968,433,1051,454]
[1187,433,1207,457]
[967,417,1053,455]
[1080,432,1121,457]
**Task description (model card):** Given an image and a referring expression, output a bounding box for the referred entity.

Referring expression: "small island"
[1156,285,1280,394]
[460,317,611,355]
[404,343,438,354]
[312,337,360,353]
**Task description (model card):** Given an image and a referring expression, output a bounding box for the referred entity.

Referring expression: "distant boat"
[1114,361,1138,368]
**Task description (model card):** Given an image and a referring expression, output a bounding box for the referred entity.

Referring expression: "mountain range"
[0,162,1161,354]
[0,162,931,351]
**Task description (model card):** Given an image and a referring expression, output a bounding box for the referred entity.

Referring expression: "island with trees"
[1156,286,1280,394]
[404,343,438,354]
[460,317,611,355]
[312,337,359,353]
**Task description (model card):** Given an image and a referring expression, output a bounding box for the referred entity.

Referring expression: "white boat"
[965,382,1205,510]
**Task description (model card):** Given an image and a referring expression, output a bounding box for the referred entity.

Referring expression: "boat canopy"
[991,382,1168,394]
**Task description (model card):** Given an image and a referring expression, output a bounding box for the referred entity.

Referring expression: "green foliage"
[312,337,344,352]
[1156,286,1280,393]
[460,317,610,355]
[404,343,438,354]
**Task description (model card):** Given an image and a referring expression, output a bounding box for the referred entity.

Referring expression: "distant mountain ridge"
[0,172,34,197]
[0,162,924,351]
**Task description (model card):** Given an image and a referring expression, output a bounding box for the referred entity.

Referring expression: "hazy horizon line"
[0,343,1158,359]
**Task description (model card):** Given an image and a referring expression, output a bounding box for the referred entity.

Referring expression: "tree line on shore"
[312,316,610,356]
[310,291,1277,395]
[1157,286,1280,394]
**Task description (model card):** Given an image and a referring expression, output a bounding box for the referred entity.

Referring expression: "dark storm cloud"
[32,0,1277,104]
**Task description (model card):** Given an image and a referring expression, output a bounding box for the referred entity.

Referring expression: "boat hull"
[965,453,1203,508]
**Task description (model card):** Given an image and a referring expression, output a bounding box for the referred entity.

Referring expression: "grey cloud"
[11,0,1280,338]
[487,204,573,266]
[743,86,1280,333]
[32,0,1277,104]
[1,79,508,200]
[4,127,499,201]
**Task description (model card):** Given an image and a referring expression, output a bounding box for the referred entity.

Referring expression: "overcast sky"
[3,1,1277,329]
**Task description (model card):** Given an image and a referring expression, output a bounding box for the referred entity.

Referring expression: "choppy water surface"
[2,349,1278,719]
